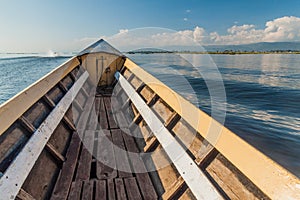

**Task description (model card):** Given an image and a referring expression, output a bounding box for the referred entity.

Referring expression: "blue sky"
[1,0,300,52]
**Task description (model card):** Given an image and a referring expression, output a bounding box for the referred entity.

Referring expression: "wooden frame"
[0,71,89,200]
[115,72,221,199]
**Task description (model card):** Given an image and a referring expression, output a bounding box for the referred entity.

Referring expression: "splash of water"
[46,50,60,57]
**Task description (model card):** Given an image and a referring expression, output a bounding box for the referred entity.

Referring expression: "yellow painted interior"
[80,53,124,86]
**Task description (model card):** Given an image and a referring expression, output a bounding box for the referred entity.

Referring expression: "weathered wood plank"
[62,116,77,132]
[0,58,79,137]
[19,115,66,163]
[73,99,84,112]
[103,97,118,129]
[43,94,56,108]
[17,188,36,200]
[129,94,158,130]
[122,133,158,199]
[45,143,65,163]
[144,112,180,152]
[95,180,106,200]
[146,93,159,107]
[21,150,58,199]
[162,176,186,200]
[165,112,181,130]
[46,121,72,158]
[50,133,82,200]
[116,72,221,200]
[107,179,116,200]
[96,130,117,179]
[129,113,142,129]
[178,189,197,200]
[121,98,131,110]
[58,81,68,93]
[86,102,98,130]
[44,94,77,132]
[135,173,158,199]
[115,178,127,200]
[95,97,100,115]
[144,136,159,153]
[0,72,89,200]
[114,109,130,129]
[75,93,95,137]
[135,82,145,93]
[43,95,76,131]
[67,181,82,200]
[124,177,142,200]
[82,180,93,200]
[18,115,36,133]
[98,98,109,130]
[111,129,132,178]
[110,95,130,129]
[81,87,89,98]
[69,71,77,81]
[45,85,64,105]
[122,131,139,153]
[75,131,95,181]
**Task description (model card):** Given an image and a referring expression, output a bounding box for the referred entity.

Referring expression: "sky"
[1,0,300,52]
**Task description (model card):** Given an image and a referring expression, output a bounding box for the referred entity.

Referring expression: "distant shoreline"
[126,50,300,55]
[2,51,300,56]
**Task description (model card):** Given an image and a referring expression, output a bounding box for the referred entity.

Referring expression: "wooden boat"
[0,39,299,200]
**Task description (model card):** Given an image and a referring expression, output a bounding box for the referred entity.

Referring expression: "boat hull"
[0,39,299,200]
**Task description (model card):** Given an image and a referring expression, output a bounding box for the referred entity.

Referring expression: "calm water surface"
[0,55,70,103]
[0,53,299,177]
[128,53,300,177]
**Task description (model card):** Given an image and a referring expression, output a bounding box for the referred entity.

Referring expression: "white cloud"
[210,24,264,44]
[227,24,255,34]
[193,26,206,42]
[186,9,191,13]
[183,18,188,21]
[149,26,208,46]
[119,29,129,34]
[211,16,300,44]
[263,16,300,42]
[76,16,300,51]
[98,27,209,51]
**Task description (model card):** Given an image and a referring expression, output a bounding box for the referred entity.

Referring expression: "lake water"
[0,53,299,177]
[128,53,300,178]
[0,55,70,103]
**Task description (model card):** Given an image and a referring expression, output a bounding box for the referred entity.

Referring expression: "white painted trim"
[0,71,89,200]
[115,72,222,200]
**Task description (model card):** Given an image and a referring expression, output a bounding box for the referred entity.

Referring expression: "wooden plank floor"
[51,95,158,200]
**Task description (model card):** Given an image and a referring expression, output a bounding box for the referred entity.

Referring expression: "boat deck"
[50,94,158,200]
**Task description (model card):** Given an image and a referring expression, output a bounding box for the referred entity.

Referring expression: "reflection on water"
[211,54,300,89]
[128,53,300,178]
[259,54,300,88]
